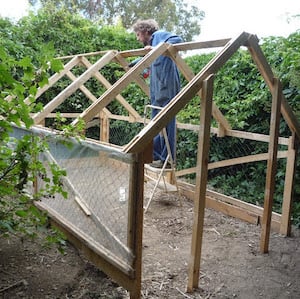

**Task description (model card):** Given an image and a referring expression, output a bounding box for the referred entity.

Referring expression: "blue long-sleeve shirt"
[150,30,183,107]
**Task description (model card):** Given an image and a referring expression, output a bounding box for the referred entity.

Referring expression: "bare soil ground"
[1,192,300,298]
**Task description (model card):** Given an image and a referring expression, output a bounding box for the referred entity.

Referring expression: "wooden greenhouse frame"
[24,32,300,298]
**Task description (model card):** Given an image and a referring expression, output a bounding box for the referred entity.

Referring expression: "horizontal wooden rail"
[176,150,288,177]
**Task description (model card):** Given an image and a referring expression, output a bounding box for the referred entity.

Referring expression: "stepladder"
[143,105,181,212]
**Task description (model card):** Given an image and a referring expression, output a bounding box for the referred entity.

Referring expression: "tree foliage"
[28,0,205,41]
[0,41,67,240]
[0,17,86,243]
[0,7,139,241]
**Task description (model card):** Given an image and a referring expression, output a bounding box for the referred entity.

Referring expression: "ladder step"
[145,164,174,172]
[145,179,178,192]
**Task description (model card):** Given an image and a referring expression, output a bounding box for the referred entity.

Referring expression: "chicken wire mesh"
[176,127,288,211]
[84,101,289,215]
[11,126,135,270]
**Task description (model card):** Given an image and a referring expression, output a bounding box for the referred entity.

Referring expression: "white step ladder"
[143,105,180,212]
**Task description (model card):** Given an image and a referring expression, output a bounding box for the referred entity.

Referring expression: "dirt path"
[1,192,300,298]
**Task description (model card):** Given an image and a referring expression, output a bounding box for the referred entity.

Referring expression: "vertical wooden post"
[99,111,109,142]
[187,74,214,292]
[260,78,282,253]
[127,152,145,299]
[280,134,298,236]
[39,119,46,127]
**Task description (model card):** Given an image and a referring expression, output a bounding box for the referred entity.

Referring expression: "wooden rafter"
[33,51,117,124]
[80,56,141,120]
[167,45,231,131]
[72,43,170,126]
[246,35,300,139]
[124,32,252,154]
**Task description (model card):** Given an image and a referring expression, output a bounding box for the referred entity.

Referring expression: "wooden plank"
[176,123,289,146]
[118,48,151,58]
[42,112,81,118]
[246,35,300,139]
[206,189,282,222]
[66,69,111,117]
[176,150,288,177]
[280,135,298,236]
[206,195,259,224]
[173,38,231,52]
[99,112,110,143]
[222,128,290,146]
[90,212,133,261]
[118,39,230,58]
[205,195,281,232]
[114,53,150,97]
[74,196,91,216]
[33,51,117,124]
[177,121,289,147]
[42,150,92,216]
[35,202,136,290]
[72,43,170,125]
[56,50,110,60]
[207,151,288,169]
[80,56,141,120]
[260,78,281,253]
[124,32,252,155]
[177,180,282,232]
[187,75,214,292]
[127,154,145,298]
[167,45,231,131]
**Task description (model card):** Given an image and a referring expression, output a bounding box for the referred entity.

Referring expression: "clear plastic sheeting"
[10,125,135,271]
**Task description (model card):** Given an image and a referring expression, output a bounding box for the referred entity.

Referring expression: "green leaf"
[15,210,28,217]
[50,59,63,73]
[19,57,32,68]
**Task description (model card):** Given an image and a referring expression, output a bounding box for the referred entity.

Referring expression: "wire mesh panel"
[12,126,135,273]
[176,128,289,212]
[109,119,144,146]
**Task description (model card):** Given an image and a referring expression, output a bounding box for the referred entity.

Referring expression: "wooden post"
[280,134,298,236]
[99,111,109,143]
[187,74,214,292]
[260,78,282,253]
[127,152,145,299]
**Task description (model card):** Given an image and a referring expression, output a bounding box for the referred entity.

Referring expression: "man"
[132,19,183,168]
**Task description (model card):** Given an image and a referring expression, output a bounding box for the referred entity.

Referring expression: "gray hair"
[132,19,159,34]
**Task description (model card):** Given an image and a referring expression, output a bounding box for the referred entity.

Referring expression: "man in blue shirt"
[132,19,183,168]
